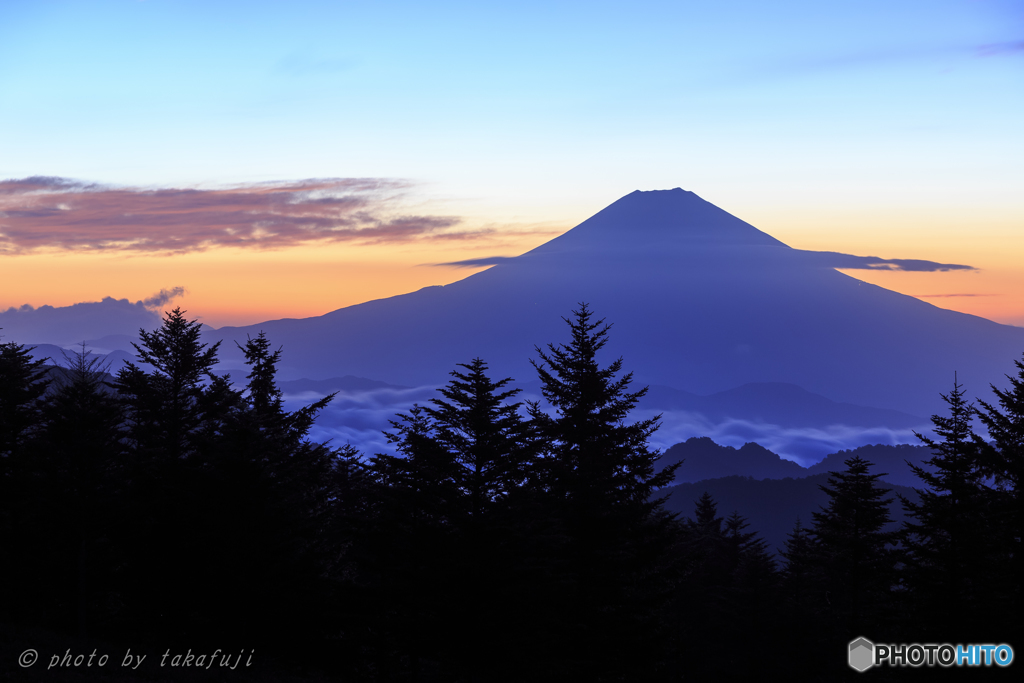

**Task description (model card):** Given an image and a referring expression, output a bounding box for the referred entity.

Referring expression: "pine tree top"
[974,354,1024,492]
[126,307,221,389]
[528,304,677,516]
[812,455,895,548]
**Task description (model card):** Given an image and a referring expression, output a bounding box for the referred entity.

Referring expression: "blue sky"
[1,0,1022,326]
[4,1,1020,192]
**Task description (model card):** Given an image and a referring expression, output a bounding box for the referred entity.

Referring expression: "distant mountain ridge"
[659,436,935,488]
[658,437,807,481]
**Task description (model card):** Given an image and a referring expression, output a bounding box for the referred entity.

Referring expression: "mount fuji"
[209,189,1024,418]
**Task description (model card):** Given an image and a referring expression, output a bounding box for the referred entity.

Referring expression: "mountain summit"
[526,189,787,252]
[212,190,1024,416]
[524,188,786,252]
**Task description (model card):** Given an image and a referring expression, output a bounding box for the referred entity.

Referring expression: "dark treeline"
[1,305,1021,680]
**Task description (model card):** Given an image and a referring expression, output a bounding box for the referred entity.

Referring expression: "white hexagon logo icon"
[849,637,874,672]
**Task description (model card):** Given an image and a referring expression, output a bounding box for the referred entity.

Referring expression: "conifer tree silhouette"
[0,336,50,459]
[780,518,819,623]
[30,347,125,637]
[530,304,672,515]
[0,336,51,623]
[422,358,536,520]
[371,358,538,678]
[528,304,681,677]
[811,456,896,635]
[974,354,1024,627]
[903,377,1001,637]
[674,495,779,674]
[213,331,356,648]
[116,307,230,460]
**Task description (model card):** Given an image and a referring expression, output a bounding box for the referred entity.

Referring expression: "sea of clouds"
[289,384,926,468]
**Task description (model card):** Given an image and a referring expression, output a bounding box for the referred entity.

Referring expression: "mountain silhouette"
[196,188,1023,415]
[658,436,808,482]
[658,436,935,487]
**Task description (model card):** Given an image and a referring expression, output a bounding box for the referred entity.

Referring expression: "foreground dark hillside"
[2,306,1022,680]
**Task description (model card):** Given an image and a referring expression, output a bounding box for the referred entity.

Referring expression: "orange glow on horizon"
[0,232,560,329]
[3,203,1022,330]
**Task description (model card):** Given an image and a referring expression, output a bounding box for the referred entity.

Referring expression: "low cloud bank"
[638,409,925,467]
[0,289,186,346]
[286,385,925,467]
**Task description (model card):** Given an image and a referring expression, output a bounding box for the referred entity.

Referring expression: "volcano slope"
[210,189,1024,417]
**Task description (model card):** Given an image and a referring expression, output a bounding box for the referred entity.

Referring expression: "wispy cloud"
[435,250,975,273]
[797,250,975,272]
[140,287,187,310]
[0,177,470,254]
[714,40,1024,88]
[976,41,1024,58]
[914,293,989,298]
[436,256,517,268]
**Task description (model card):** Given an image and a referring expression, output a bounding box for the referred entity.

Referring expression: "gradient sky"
[1,0,1022,328]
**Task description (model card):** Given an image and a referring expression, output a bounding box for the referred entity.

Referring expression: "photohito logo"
[848,637,1014,671]
[849,638,874,672]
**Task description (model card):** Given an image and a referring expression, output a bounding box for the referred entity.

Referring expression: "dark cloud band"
[799,250,976,272]
[0,177,467,254]
[437,256,517,268]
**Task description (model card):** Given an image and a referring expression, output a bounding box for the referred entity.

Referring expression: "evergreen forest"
[1,305,1021,681]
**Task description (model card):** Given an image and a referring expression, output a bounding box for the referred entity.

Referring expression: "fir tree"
[112,311,250,640]
[683,492,730,603]
[675,496,778,674]
[212,332,356,648]
[235,331,335,455]
[115,307,231,460]
[902,376,1002,636]
[811,455,896,634]
[528,304,681,677]
[725,511,778,669]
[26,348,125,636]
[238,331,284,419]
[422,358,536,520]
[779,518,818,620]
[725,511,777,598]
[974,354,1024,620]
[529,304,674,516]
[0,338,50,459]
[0,337,51,622]
[370,359,538,678]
